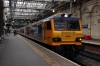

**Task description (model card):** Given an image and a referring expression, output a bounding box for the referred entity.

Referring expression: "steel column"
[70,0,72,14]
[79,0,82,20]
[8,0,12,32]
[0,0,4,39]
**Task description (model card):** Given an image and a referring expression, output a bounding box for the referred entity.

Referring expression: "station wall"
[63,0,100,39]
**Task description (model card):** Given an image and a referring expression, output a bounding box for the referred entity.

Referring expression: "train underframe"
[49,45,84,58]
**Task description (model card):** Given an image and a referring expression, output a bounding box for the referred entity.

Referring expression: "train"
[19,13,84,57]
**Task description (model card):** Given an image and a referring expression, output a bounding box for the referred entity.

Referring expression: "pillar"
[0,0,4,40]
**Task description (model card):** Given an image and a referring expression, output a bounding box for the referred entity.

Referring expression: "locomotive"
[19,13,84,57]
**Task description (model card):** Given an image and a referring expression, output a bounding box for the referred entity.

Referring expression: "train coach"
[20,13,84,57]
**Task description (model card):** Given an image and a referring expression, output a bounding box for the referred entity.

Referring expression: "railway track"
[74,51,100,66]
[80,51,100,61]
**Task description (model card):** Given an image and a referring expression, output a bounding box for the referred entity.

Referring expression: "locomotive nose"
[61,32,76,41]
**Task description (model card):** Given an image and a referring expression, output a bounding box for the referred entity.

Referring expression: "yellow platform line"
[18,35,60,66]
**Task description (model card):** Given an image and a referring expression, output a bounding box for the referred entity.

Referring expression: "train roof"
[32,13,79,25]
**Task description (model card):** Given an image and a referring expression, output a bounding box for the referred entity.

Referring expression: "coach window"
[47,21,51,30]
[38,24,42,33]
[32,26,38,33]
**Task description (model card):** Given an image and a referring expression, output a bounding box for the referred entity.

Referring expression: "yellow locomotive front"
[49,15,84,54]
[51,17,82,46]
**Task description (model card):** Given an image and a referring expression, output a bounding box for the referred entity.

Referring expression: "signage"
[98,19,100,23]
[82,24,88,28]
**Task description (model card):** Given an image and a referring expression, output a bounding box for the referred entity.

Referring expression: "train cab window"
[68,19,80,30]
[54,18,80,30]
[54,18,67,30]
[47,21,51,30]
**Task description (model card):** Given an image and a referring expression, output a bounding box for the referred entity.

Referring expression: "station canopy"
[4,0,79,19]
[3,0,85,26]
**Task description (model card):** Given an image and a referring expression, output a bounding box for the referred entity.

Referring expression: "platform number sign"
[98,19,100,23]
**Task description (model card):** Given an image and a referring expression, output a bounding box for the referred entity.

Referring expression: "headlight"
[52,38,61,42]
[76,38,82,42]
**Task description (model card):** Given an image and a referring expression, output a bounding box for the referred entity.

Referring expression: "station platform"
[82,38,100,54]
[82,39,100,46]
[0,34,79,66]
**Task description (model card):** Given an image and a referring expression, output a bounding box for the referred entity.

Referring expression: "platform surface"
[0,34,79,66]
[82,39,100,45]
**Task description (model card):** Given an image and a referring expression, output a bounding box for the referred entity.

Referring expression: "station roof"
[4,0,68,19]
[3,0,89,27]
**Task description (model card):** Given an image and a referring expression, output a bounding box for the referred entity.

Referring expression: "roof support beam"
[8,11,39,13]
[9,0,12,19]
[5,7,53,10]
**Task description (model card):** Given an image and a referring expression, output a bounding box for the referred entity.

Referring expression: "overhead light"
[74,0,76,2]
[12,21,15,23]
[52,9,55,12]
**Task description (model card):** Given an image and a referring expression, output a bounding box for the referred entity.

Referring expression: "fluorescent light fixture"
[74,0,76,2]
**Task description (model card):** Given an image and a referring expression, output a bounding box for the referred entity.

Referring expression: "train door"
[25,26,30,36]
[37,24,43,40]
[44,21,52,45]
[43,22,46,43]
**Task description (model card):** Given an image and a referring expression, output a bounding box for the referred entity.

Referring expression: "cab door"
[44,21,52,44]
[43,22,46,43]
